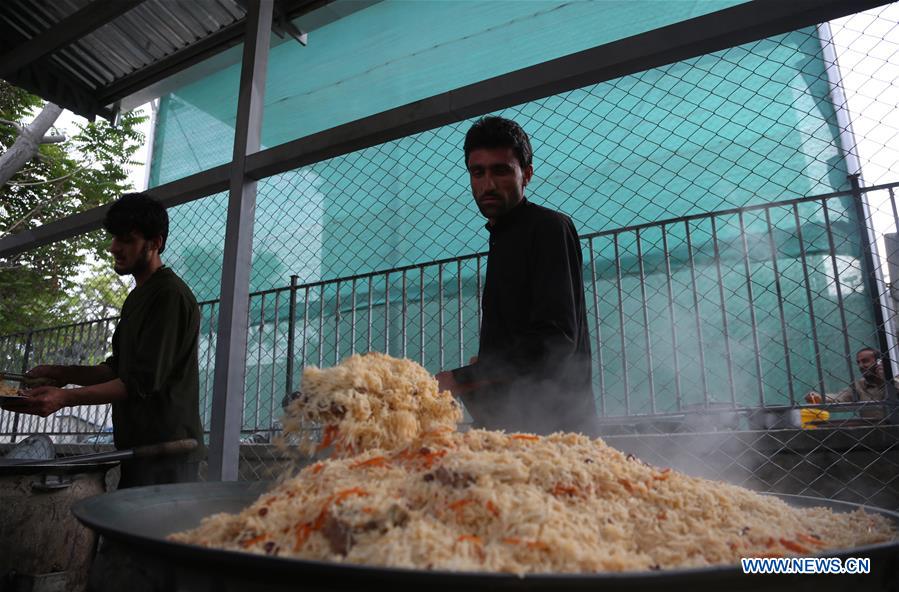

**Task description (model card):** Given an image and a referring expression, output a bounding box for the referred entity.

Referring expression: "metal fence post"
[11,330,34,443]
[849,174,899,420]
[208,0,273,481]
[285,274,298,397]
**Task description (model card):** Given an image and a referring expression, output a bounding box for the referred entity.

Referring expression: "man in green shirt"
[3,193,205,487]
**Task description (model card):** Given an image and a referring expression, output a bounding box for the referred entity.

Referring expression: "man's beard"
[863,365,883,384]
[115,244,151,276]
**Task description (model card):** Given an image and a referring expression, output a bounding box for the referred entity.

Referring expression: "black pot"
[0,461,117,592]
[73,481,899,592]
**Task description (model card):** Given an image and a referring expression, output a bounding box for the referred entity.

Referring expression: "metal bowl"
[73,481,899,592]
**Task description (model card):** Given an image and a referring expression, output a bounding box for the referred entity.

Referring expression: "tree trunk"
[0,102,62,188]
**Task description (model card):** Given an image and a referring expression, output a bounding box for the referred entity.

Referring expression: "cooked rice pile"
[0,382,22,397]
[279,352,461,455]
[172,353,896,573]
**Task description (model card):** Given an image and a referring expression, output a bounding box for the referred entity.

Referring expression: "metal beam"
[0,29,114,120]
[5,64,113,121]
[0,0,886,258]
[99,0,329,106]
[818,22,899,386]
[244,0,890,180]
[97,19,245,106]
[0,163,230,258]
[0,0,145,78]
[207,0,273,482]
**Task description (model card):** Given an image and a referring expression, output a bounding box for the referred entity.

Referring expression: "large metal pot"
[74,481,899,592]
[0,460,117,592]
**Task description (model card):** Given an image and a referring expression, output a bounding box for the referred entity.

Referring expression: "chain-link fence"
[1,5,898,506]
[0,315,117,443]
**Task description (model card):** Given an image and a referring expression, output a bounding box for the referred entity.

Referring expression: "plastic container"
[795,407,830,429]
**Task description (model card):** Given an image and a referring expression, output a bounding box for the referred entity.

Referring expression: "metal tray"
[73,481,899,592]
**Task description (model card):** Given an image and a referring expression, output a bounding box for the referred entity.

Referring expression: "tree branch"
[40,131,66,144]
[0,118,24,134]
[0,180,68,238]
[4,159,92,187]
[0,103,63,187]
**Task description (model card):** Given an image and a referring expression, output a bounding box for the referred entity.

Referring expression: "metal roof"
[0,0,327,119]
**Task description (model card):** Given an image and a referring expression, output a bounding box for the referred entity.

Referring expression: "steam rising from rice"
[171,353,896,573]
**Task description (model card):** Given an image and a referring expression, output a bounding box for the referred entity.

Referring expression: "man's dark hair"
[857,346,882,360]
[103,192,169,254]
[464,116,533,169]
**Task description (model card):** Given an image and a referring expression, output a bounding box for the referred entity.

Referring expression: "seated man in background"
[805,347,896,421]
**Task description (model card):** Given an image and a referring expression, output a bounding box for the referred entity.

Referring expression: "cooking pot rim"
[0,460,119,475]
[73,481,899,583]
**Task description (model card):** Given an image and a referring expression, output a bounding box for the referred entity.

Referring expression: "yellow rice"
[171,353,896,573]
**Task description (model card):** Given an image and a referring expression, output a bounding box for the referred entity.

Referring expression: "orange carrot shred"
[240,533,266,548]
[780,539,809,554]
[457,535,482,544]
[552,484,578,497]
[335,487,369,504]
[351,456,388,469]
[485,500,500,517]
[419,449,447,468]
[510,434,540,441]
[391,448,413,462]
[448,498,475,511]
[311,510,328,531]
[796,533,827,547]
[293,523,313,550]
[317,425,339,452]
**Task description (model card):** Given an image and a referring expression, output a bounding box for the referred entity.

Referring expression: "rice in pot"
[171,353,896,573]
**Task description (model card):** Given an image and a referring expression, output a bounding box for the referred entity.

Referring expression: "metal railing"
[2,5,897,506]
[3,179,898,443]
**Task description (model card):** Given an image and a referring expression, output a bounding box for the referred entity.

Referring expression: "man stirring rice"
[2,193,204,487]
[436,116,597,435]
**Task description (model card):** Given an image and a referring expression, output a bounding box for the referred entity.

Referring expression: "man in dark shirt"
[3,193,204,487]
[436,116,597,435]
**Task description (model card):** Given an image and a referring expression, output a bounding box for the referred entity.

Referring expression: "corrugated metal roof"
[0,0,324,119]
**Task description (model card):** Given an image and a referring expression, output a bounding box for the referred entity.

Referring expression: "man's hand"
[24,365,67,388]
[805,391,823,404]
[436,370,483,396]
[436,370,458,394]
[1,386,71,417]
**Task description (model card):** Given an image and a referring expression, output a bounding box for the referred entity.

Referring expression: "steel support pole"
[285,274,299,397]
[849,175,899,417]
[208,0,273,481]
[819,22,898,381]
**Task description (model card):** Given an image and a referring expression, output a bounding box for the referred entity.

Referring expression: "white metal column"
[208,0,273,481]
[818,21,899,380]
